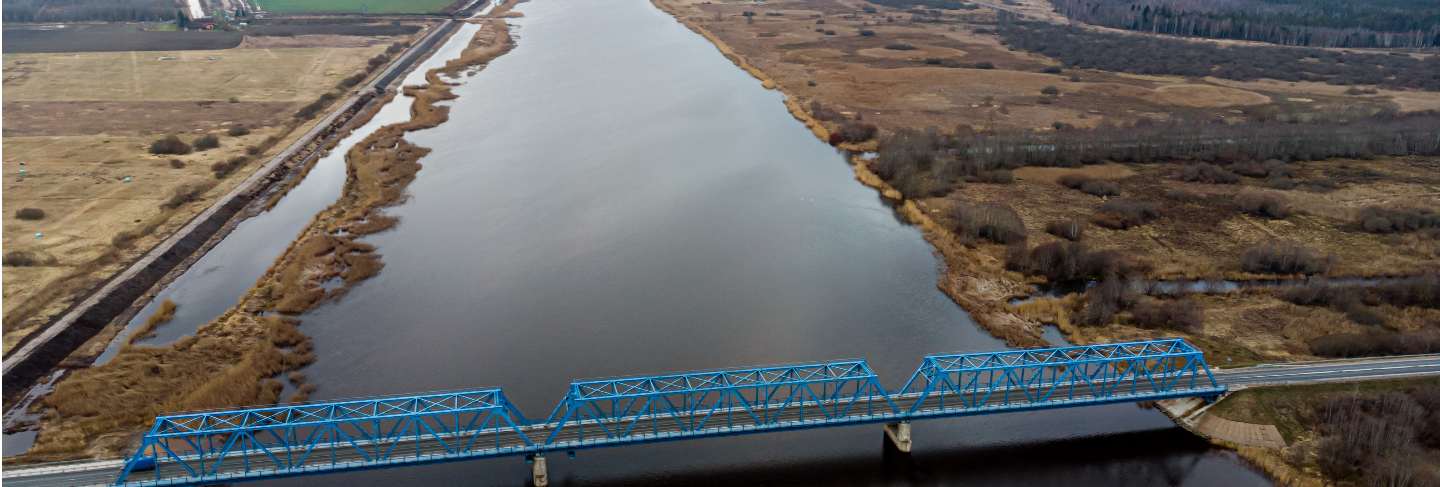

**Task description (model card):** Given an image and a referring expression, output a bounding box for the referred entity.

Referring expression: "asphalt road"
[6,354,1436,486]
[1213,354,1440,389]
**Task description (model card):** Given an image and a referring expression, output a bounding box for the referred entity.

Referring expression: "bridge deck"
[116,338,1225,485]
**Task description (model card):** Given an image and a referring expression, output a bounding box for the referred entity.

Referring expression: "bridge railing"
[117,388,531,486]
[541,359,898,447]
[115,339,1224,485]
[898,338,1222,415]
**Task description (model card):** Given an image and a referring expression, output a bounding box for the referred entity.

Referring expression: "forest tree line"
[1052,0,1440,48]
[3,0,178,22]
[870,111,1440,199]
[998,17,1440,91]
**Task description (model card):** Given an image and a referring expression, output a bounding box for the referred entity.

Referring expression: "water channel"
[35,0,1274,483]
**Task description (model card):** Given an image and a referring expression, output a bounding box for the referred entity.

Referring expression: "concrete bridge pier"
[531,455,549,487]
[884,421,912,453]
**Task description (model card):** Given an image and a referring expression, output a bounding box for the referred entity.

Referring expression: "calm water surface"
[251,0,1264,484]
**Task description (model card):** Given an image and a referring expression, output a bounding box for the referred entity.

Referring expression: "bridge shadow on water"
[570,427,1250,486]
[545,427,1255,487]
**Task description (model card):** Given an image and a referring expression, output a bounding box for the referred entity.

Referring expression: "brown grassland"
[1,37,413,354]
[652,0,1440,359]
[8,15,516,462]
[651,0,1440,483]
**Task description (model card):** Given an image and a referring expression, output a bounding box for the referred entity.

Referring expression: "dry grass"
[3,47,390,102]
[13,17,518,464]
[1,38,412,353]
[127,299,177,345]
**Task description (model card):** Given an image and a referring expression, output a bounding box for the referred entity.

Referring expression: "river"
[77,0,1274,483]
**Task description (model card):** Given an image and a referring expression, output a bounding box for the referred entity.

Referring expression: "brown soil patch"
[1145,84,1270,107]
[856,45,967,60]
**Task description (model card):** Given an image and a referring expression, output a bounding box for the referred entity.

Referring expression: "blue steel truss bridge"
[109,338,1222,486]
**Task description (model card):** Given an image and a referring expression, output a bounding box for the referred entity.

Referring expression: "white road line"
[1224,364,1440,382]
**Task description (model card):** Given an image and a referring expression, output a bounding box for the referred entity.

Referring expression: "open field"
[1,37,404,353]
[2,23,421,54]
[11,15,516,463]
[255,0,459,14]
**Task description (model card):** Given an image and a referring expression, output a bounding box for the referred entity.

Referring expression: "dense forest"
[998,17,1440,91]
[1052,0,1440,48]
[3,0,178,22]
[870,112,1440,198]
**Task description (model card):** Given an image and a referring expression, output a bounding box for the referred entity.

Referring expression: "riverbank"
[652,0,1045,347]
[650,1,1436,485]
[651,0,1440,360]
[8,9,517,463]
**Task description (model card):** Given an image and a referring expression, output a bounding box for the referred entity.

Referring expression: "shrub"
[3,251,39,267]
[168,159,185,169]
[1372,273,1440,309]
[339,73,365,89]
[161,183,209,209]
[111,230,140,248]
[971,61,995,69]
[1309,331,1440,358]
[829,121,879,145]
[1076,276,1138,325]
[366,54,389,70]
[1006,241,1131,282]
[192,134,220,151]
[1041,66,1062,74]
[1235,190,1291,219]
[1264,176,1297,190]
[953,202,1027,244]
[1040,85,1060,96]
[1179,163,1239,184]
[885,43,915,50]
[1057,174,1119,197]
[149,135,192,155]
[211,156,249,179]
[14,208,45,220]
[1356,206,1440,234]
[227,125,251,137]
[1130,298,1203,332]
[1092,199,1159,229]
[974,169,1014,184]
[245,146,261,156]
[295,93,339,119]
[1045,218,1084,241]
[1240,241,1330,275]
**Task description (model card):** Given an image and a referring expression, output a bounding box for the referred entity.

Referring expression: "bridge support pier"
[532,455,549,487]
[884,421,912,453]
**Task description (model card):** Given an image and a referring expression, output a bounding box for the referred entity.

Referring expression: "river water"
[34,0,1272,483]
[263,1,1272,485]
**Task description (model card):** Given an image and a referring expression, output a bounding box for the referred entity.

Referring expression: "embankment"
[651,0,1046,347]
[0,19,464,406]
[8,14,516,462]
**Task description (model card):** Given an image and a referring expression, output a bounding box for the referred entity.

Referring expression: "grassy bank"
[13,10,518,463]
[1211,378,1440,485]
